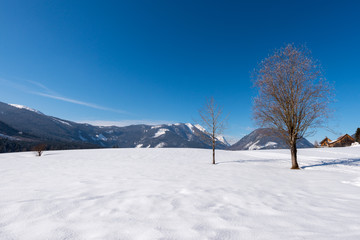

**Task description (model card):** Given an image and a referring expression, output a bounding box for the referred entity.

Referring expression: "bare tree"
[199,97,227,164]
[253,44,332,169]
[33,143,46,156]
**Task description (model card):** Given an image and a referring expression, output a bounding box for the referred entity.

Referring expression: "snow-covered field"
[0,147,360,240]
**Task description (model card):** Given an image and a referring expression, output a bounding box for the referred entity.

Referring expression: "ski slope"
[0,147,359,239]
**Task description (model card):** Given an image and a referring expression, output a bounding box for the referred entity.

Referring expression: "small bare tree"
[33,143,46,156]
[199,97,227,164]
[253,44,332,169]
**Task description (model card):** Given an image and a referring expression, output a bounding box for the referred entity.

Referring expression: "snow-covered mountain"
[229,128,313,150]
[9,104,44,115]
[0,101,229,152]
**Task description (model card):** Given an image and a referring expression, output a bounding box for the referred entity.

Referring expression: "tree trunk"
[290,140,300,169]
[212,139,215,164]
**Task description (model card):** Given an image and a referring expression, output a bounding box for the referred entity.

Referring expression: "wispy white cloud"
[26,80,57,95]
[32,92,127,114]
[0,77,31,92]
[0,77,127,114]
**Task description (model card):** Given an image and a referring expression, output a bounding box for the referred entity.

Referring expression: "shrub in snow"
[33,143,47,156]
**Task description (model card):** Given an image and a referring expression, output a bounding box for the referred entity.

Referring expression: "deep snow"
[0,147,359,239]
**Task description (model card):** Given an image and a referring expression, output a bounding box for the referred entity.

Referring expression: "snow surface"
[153,128,169,138]
[192,124,229,146]
[185,123,194,132]
[246,140,278,150]
[0,147,360,239]
[52,118,72,126]
[154,142,166,148]
[216,135,230,146]
[9,104,43,114]
[194,124,206,133]
[91,134,107,141]
[95,134,107,141]
[246,140,261,150]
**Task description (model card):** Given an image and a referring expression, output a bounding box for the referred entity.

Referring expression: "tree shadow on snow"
[302,158,360,169]
[216,159,281,165]
[39,152,59,157]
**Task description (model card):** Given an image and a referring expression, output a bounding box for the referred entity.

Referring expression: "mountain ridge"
[229,128,314,150]
[0,101,229,152]
[1,101,316,153]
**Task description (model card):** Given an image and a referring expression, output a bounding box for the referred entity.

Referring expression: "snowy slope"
[0,147,360,239]
[192,124,231,146]
[230,128,313,150]
[9,104,43,115]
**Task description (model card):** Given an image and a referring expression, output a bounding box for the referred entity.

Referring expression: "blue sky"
[0,0,359,143]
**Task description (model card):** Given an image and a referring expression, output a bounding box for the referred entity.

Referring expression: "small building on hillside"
[320,134,355,147]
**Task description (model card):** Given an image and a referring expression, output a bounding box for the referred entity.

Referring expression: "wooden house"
[320,137,331,147]
[320,134,355,147]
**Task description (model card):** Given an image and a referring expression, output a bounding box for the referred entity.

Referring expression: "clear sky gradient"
[0,0,359,143]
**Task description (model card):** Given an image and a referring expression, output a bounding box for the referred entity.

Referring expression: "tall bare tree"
[253,44,332,169]
[199,97,227,164]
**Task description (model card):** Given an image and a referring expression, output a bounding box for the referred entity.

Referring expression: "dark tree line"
[355,128,360,143]
[0,138,100,154]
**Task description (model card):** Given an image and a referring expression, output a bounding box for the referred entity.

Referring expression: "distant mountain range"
[229,128,314,150]
[0,101,316,153]
[0,101,229,152]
